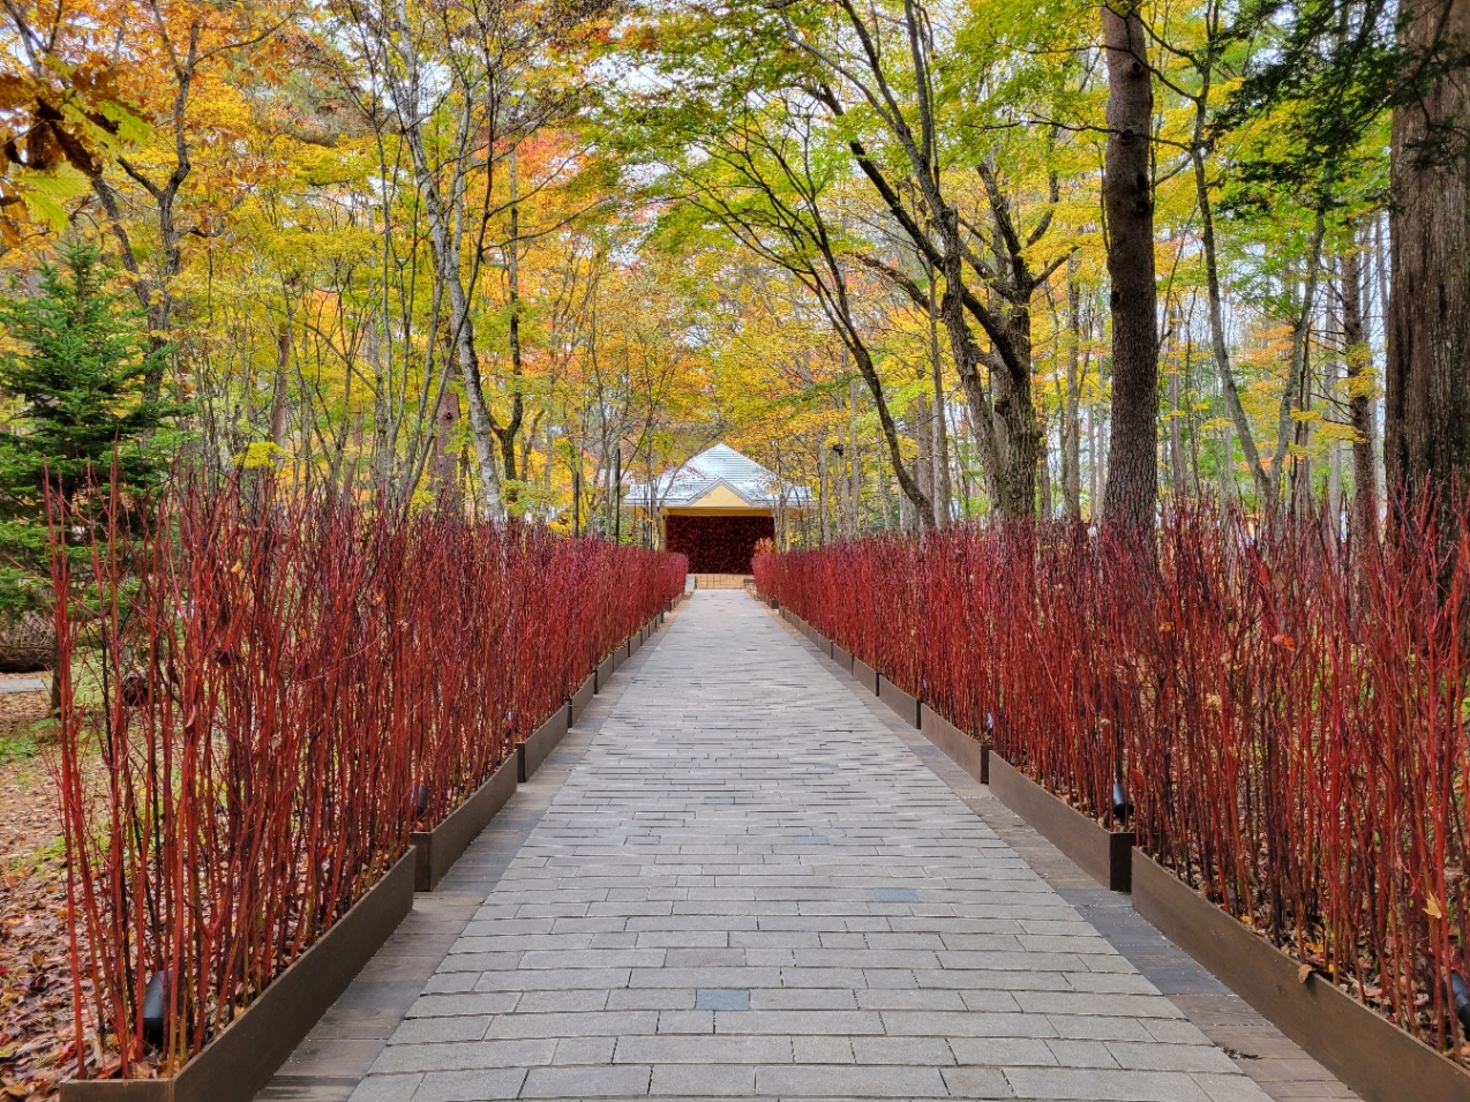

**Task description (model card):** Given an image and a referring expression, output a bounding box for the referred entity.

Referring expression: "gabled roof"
[623,444,811,509]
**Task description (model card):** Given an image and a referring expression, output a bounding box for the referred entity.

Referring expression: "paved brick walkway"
[329,590,1334,1102]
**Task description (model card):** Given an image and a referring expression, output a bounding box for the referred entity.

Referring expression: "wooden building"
[624,444,810,575]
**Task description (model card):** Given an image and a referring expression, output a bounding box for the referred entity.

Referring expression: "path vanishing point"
[260,591,1360,1102]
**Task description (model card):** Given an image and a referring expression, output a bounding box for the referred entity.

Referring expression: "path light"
[142,969,170,1047]
[1112,782,1133,824]
[413,784,429,820]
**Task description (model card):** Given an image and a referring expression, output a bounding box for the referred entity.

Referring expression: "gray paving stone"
[337,593,1339,1102]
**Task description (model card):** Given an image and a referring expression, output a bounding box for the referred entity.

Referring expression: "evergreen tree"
[0,242,182,619]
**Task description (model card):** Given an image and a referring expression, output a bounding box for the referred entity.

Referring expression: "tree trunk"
[1385,0,1470,512]
[1100,0,1159,533]
[496,149,526,494]
[1063,264,1084,520]
[1341,231,1377,541]
[929,300,951,528]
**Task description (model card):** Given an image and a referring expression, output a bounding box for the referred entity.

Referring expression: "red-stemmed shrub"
[754,502,1470,1056]
[50,475,685,1079]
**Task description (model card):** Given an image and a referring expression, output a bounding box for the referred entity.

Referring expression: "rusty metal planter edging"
[1131,853,1470,1102]
[62,851,415,1102]
[987,751,1133,892]
[517,704,572,784]
[918,703,989,784]
[876,675,920,729]
[570,674,595,723]
[851,657,879,695]
[412,754,518,891]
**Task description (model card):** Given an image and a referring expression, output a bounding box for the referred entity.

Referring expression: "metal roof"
[623,444,812,509]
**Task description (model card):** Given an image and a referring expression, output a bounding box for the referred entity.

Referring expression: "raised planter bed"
[1131,853,1470,1102]
[517,704,571,783]
[852,657,879,695]
[988,751,1133,892]
[595,653,614,692]
[412,754,518,890]
[919,704,989,784]
[63,852,415,1102]
[630,630,642,656]
[831,643,854,673]
[570,674,595,724]
[612,640,628,671]
[877,675,920,728]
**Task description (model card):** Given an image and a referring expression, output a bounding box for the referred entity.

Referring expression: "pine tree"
[0,243,182,620]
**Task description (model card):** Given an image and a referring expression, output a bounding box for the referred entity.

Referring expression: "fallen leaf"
[1297,963,1312,984]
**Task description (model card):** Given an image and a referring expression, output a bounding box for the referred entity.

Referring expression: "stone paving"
[322,590,1343,1102]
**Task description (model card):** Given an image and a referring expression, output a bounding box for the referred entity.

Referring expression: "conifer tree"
[0,243,182,620]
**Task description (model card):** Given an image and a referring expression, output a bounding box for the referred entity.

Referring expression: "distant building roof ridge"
[624,443,811,508]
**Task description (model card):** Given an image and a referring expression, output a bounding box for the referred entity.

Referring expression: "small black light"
[983,713,995,735]
[142,969,169,1047]
[413,784,429,819]
[1450,972,1470,1036]
[1112,782,1133,824]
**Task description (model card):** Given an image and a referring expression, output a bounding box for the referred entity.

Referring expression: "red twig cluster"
[755,503,1470,1055]
[49,477,686,1079]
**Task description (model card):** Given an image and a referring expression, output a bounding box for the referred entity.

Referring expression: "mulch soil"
[0,682,82,1102]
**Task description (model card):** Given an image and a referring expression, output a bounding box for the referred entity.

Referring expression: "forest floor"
[0,678,77,1102]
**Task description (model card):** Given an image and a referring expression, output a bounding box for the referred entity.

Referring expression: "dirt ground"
[0,678,78,1101]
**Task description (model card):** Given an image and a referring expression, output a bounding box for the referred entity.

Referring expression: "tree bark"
[1341,229,1377,541]
[1385,0,1470,511]
[1100,1,1159,533]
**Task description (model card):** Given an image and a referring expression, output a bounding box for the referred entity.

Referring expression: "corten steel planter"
[831,644,854,673]
[611,640,628,671]
[1131,854,1470,1102]
[570,674,595,724]
[877,675,920,729]
[413,754,518,891]
[988,752,1133,892]
[630,631,642,656]
[62,852,415,1102]
[852,658,879,695]
[517,704,572,783]
[919,704,989,784]
[595,653,614,692]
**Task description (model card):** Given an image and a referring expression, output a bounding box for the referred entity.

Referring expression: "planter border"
[988,751,1132,892]
[831,644,854,673]
[570,674,595,724]
[1131,853,1470,1102]
[876,675,920,729]
[852,657,879,695]
[517,704,571,783]
[63,852,415,1102]
[412,754,517,890]
[918,703,989,784]
[595,653,614,692]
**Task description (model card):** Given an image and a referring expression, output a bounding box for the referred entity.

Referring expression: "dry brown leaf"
[1297,963,1313,984]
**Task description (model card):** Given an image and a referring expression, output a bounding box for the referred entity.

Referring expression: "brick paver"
[347,591,1294,1101]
